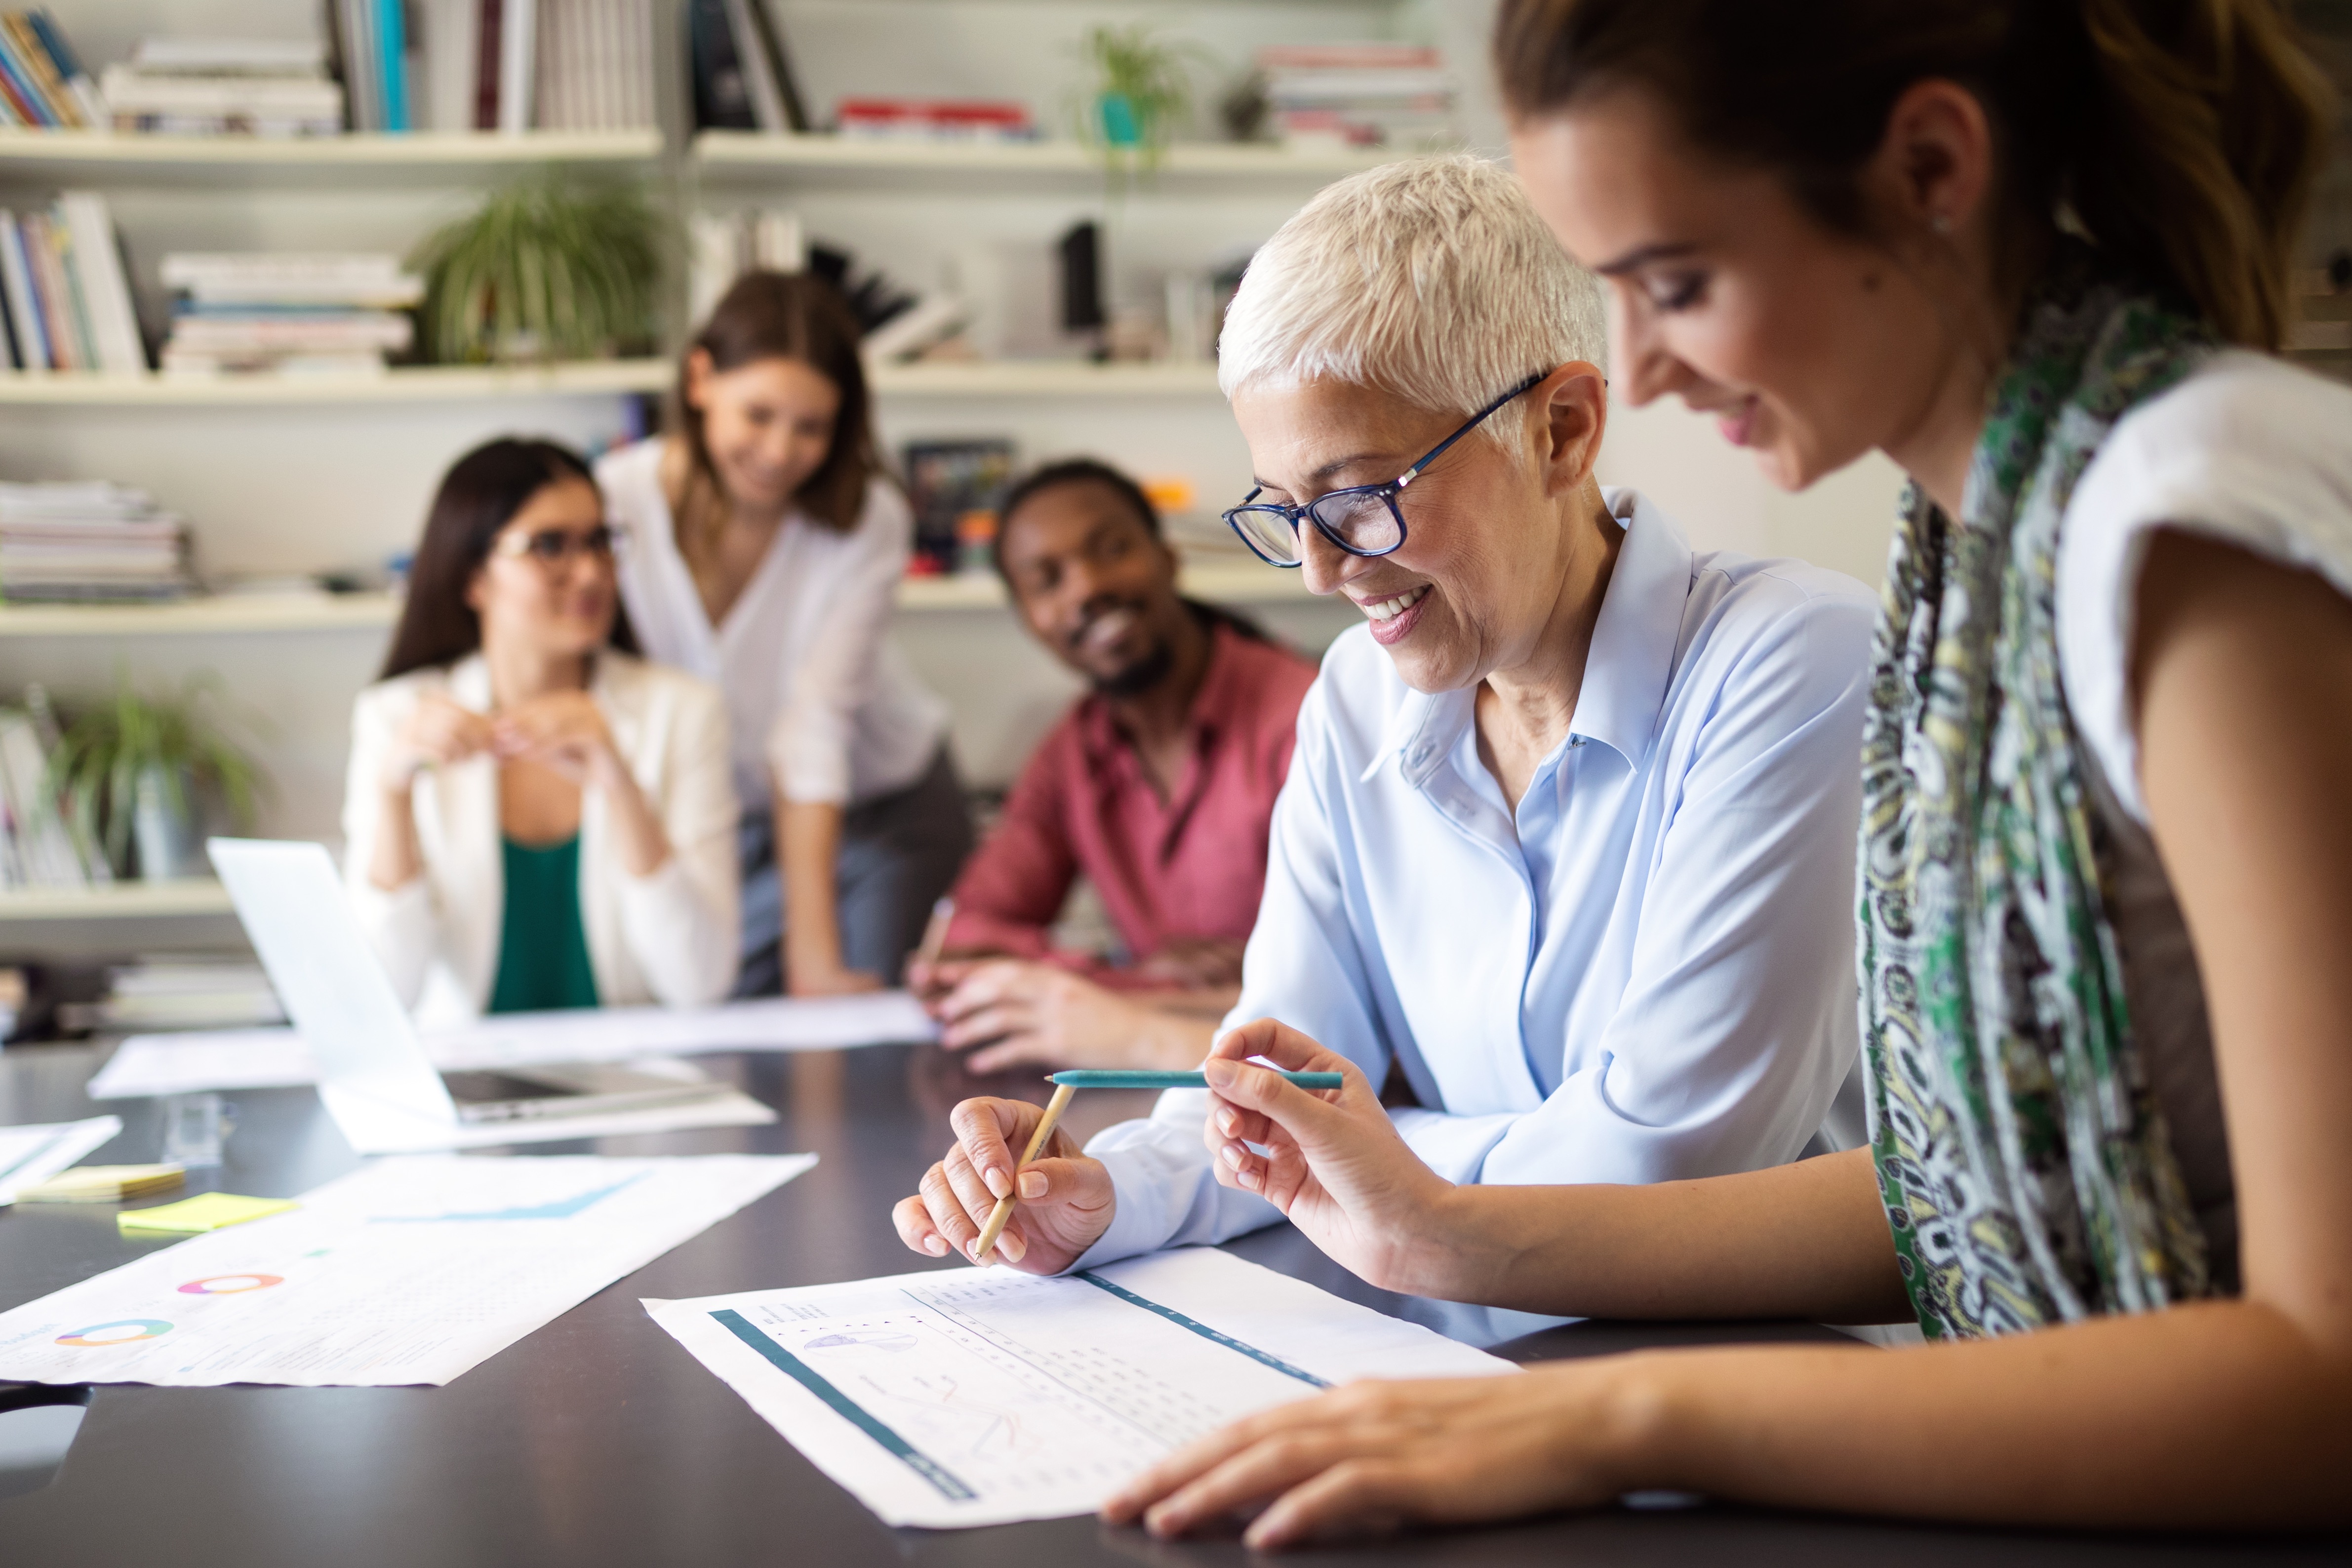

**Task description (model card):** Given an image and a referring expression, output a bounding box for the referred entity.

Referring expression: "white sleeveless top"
[2056,350,2352,1288]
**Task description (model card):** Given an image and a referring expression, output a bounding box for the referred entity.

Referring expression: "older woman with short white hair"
[895,155,1877,1272]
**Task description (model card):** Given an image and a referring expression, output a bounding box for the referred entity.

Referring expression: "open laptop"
[208,837,725,1126]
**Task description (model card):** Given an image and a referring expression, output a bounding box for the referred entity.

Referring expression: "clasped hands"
[381,690,630,794]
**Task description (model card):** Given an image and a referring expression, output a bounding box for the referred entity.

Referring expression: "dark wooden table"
[0,1041,2337,1566]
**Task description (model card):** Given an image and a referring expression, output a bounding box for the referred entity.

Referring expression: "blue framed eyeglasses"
[1221,370,1551,568]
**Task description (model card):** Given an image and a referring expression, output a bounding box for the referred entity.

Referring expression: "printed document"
[87,992,938,1100]
[0,1117,123,1206]
[645,1247,1516,1528]
[0,1153,812,1387]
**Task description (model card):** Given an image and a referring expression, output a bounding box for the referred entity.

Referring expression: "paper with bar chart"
[644,1247,1516,1528]
[0,1154,811,1387]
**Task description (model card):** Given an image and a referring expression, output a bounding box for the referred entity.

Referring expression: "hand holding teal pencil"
[1201,1020,1460,1298]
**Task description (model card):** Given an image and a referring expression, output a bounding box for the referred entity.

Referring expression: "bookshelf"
[0,879,233,921]
[0,129,664,186]
[0,563,1314,639]
[0,360,675,405]
[691,130,1394,190]
[0,359,1232,405]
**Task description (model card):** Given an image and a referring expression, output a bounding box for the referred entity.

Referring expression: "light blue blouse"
[1073,489,1878,1269]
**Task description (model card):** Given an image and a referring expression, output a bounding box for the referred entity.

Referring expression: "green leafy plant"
[49,674,267,876]
[408,177,667,365]
[1074,24,1210,187]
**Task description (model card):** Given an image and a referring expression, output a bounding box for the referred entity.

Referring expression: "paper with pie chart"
[0,1153,811,1387]
[644,1248,1516,1528]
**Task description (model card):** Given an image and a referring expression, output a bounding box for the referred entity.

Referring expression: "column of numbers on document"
[736,1275,1327,1498]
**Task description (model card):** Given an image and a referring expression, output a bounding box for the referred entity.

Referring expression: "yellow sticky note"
[117,1192,297,1234]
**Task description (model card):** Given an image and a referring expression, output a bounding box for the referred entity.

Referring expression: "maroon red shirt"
[945,623,1318,980]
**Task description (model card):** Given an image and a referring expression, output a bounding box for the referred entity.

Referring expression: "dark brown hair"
[379,437,637,681]
[1493,0,2335,350]
[674,270,878,542]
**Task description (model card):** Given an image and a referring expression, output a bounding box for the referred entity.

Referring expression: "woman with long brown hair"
[344,438,738,1025]
[1097,0,2352,1546]
[599,271,971,998]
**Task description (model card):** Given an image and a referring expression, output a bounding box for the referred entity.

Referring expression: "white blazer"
[341,651,740,1029]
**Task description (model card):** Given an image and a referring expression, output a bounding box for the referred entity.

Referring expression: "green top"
[487,835,600,1015]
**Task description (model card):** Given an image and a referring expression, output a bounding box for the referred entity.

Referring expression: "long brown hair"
[673,270,878,554]
[379,438,637,681]
[1492,0,2335,350]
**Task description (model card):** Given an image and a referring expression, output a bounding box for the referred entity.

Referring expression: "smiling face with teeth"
[997,476,1199,698]
[1231,368,1618,697]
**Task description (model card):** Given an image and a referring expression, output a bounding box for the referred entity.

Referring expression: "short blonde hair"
[1217,155,1606,450]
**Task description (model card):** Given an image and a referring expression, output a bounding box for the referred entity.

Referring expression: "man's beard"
[1090,635,1175,699]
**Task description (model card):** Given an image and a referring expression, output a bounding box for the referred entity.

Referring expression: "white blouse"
[2057,349,2352,1284]
[598,440,949,814]
[341,651,741,1029]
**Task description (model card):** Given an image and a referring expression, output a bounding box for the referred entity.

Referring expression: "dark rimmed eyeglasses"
[488,522,628,571]
[1221,370,1551,568]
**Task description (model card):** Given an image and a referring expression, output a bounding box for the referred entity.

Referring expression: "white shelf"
[692,131,1396,190]
[0,564,1315,638]
[897,561,1313,611]
[0,594,400,638]
[0,360,674,406]
[0,360,1228,406]
[0,878,233,923]
[868,361,1221,397]
[0,129,662,186]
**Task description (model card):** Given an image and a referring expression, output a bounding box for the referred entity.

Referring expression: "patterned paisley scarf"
[1858,264,2218,1339]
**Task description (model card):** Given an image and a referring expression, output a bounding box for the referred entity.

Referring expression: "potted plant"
[49,674,266,882]
[1075,24,1208,190]
[408,176,667,365]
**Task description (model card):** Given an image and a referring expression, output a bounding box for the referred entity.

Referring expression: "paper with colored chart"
[86,992,939,1100]
[644,1247,1517,1529]
[0,1153,813,1388]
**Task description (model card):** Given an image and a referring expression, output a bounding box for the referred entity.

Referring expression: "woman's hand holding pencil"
[891,1092,1116,1273]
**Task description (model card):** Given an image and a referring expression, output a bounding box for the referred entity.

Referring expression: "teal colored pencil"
[1047,1069,1345,1090]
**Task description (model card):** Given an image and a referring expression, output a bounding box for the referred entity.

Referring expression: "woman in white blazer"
[343,438,739,1029]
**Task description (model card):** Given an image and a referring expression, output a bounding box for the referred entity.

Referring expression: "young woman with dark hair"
[598,271,971,997]
[343,438,738,1026]
[1097,0,2352,1547]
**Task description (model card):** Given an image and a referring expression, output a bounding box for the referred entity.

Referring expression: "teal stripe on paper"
[709,1309,978,1503]
[1076,1272,1329,1388]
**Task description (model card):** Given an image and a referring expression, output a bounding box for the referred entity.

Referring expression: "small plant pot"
[1098,91,1143,147]
[132,765,202,883]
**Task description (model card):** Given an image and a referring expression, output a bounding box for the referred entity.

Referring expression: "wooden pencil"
[972,1080,1075,1265]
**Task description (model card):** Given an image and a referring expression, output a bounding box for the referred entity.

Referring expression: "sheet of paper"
[644,1247,1517,1529]
[0,1153,814,1388]
[315,1084,776,1154]
[0,1117,124,1206]
[86,993,938,1101]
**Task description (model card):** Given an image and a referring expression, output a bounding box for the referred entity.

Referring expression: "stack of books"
[98,37,343,136]
[0,193,148,375]
[686,0,807,132]
[0,482,190,605]
[835,100,1035,143]
[78,957,285,1032]
[0,693,108,891]
[0,9,104,129]
[1257,44,1457,152]
[335,0,655,133]
[159,253,420,379]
